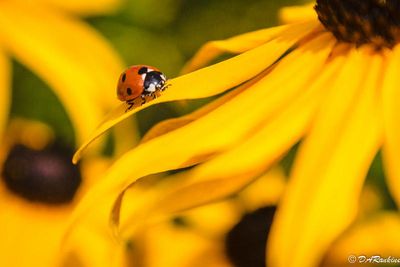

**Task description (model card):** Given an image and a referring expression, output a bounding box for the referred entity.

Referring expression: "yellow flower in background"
[0,1,126,265]
[67,1,400,267]
[0,119,117,267]
[0,0,124,145]
[114,168,286,267]
[117,171,397,267]
[323,212,400,267]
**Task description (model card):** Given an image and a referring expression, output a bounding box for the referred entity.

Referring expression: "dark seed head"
[2,143,81,204]
[225,206,276,267]
[315,0,400,48]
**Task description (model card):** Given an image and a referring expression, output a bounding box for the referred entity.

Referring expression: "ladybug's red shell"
[117,65,162,101]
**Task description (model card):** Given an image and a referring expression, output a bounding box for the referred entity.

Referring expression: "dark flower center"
[2,143,81,204]
[315,0,400,47]
[225,206,276,267]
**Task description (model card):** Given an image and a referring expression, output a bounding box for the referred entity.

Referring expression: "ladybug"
[117,65,168,111]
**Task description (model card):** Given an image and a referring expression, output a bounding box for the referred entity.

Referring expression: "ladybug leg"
[161,83,171,91]
[140,95,146,106]
[150,92,158,100]
[125,100,134,112]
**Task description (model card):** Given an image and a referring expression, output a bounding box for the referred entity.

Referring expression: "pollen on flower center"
[315,0,400,47]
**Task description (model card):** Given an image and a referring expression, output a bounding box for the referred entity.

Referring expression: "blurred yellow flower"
[0,119,118,267]
[323,212,400,267]
[0,0,123,145]
[0,1,125,265]
[67,1,400,267]
[114,167,286,267]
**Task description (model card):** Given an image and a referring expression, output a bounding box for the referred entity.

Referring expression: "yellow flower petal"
[180,22,312,74]
[145,169,283,223]
[65,33,335,240]
[181,201,243,239]
[268,47,384,267]
[118,168,284,240]
[147,46,343,218]
[237,168,286,211]
[113,118,140,158]
[73,21,320,163]
[141,72,265,144]
[130,223,217,267]
[34,0,121,16]
[323,213,400,266]
[279,3,317,24]
[0,50,10,139]
[61,222,119,267]
[0,153,114,267]
[0,192,70,267]
[382,46,400,207]
[0,1,123,145]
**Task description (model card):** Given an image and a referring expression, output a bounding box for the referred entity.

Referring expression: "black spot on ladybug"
[138,67,148,75]
[122,73,126,82]
[126,88,132,95]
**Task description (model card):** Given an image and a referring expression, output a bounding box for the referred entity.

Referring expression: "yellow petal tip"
[72,152,80,165]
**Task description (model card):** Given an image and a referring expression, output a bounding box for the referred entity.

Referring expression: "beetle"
[117,65,168,111]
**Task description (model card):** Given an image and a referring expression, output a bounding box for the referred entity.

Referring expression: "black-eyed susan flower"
[68,1,400,267]
[0,0,124,145]
[114,174,398,267]
[0,119,117,267]
[114,168,286,267]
